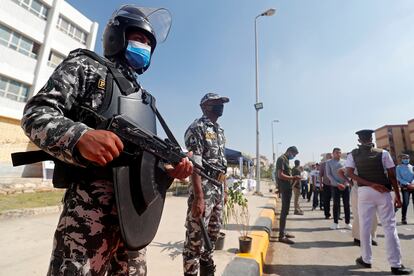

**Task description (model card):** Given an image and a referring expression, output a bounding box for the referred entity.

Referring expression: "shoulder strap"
[69,48,138,96]
[70,49,180,148]
[140,89,180,147]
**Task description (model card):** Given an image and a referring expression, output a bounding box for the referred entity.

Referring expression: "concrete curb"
[0,192,177,220]
[0,205,63,220]
[222,197,276,276]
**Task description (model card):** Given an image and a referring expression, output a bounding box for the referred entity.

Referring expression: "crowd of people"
[274,130,414,275]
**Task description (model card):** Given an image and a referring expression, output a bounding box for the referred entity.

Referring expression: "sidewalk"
[0,181,274,275]
[264,197,414,276]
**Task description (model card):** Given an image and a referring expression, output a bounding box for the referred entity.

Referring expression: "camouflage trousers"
[183,182,223,275]
[47,179,147,276]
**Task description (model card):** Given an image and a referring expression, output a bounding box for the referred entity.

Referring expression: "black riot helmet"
[103,5,172,68]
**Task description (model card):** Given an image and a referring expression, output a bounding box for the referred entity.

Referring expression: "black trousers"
[401,189,414,221]
[333,186,350,224]
[307,184,314,201]
[312,187,323,209]
[279,184,292,238]
[322,186,332,218]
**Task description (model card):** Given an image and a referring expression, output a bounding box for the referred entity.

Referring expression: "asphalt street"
[0,186,272,276]
[264,195,414,276]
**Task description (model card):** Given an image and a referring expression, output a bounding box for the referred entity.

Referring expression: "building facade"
[408,119,414,152]
[0,0,98,176]
[375,124,411,161]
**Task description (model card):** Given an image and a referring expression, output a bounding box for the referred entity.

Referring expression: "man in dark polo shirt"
[276,146,301,244]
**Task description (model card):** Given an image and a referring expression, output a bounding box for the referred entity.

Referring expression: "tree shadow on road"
[150,240,184,260]
[263,264,391,276]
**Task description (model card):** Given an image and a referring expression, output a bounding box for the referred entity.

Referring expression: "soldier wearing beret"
[183,93,229,276]
[346,130,412,275]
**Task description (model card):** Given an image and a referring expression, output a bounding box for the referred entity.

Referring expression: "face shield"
[111,5,172,44]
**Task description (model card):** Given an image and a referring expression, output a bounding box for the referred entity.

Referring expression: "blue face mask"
[125,40,151,70]
[288,154,294,160]
[402,159,410,165]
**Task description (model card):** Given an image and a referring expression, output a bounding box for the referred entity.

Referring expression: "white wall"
[0,0,98,118]
[0,46,36,85]
[0,0,47,44]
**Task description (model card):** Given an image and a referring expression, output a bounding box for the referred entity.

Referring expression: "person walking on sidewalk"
[307,164,315,202]
[396,154,414,225]
[326,148,352,230]
[292,160,304,215]
[320,153,333,219]
[338,166,378,247]
[346,129,412,275]
[276,146,301,244]
[300,166,309,199]
[183,93,229,276]
[310,163,323,210]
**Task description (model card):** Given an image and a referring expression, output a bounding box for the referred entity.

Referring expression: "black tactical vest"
[351,145,392,190]
[52,49,157,188]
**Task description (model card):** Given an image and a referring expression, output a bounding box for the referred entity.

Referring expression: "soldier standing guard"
[183,93,229,276]
[346,130,412,275]
[19,5,193,275]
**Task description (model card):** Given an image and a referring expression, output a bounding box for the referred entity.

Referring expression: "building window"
[47,51,65,68]
[0,75,30,102]
[56,16,88,44]
[0,24,40,59]
[11,0,49,20]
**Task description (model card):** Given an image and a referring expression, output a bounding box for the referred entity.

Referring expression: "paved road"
[0,187,273,276]
[264,195,414,276]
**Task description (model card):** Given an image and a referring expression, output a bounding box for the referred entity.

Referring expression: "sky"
[67,0,414,164]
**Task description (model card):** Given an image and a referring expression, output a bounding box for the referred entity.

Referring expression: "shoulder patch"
[205,132,217,140]
[98,79,105,90]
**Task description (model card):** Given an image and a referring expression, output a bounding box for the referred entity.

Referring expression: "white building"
[0,0,98,177]
[0,0,98,119]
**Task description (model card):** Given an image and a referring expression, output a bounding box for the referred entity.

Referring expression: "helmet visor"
[112,5,172,43]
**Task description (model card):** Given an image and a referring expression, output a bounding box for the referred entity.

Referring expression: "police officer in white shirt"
[346,129,412,275]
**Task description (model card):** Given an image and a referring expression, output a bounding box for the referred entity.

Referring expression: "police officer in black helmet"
[21,5,192,275]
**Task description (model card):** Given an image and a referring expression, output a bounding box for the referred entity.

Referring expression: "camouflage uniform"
[183,115,227,275]
[21,51,147,276]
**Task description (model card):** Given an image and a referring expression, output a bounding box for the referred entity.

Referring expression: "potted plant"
[235,205,251,253]
[230,185,251,253]
[216,178,246,250]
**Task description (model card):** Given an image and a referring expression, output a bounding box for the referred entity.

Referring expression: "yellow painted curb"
[235,197,277,276]
[259,209,275,224]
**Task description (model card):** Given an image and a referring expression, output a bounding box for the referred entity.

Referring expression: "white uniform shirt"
[310,170,321,187]
[345,149,395,170]
[300,171,309,181]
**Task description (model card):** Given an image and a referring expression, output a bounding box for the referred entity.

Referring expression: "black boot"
[200,259,216,276]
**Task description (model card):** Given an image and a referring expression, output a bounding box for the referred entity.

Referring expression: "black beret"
[355,129,374,137]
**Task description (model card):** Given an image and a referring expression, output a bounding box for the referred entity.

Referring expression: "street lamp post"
[276,142,282,160]
[255,8,276,194]
[271,119,280,166]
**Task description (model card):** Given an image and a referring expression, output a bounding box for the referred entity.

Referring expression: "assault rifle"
[105,114,226,186]
[12,114,226,186]
[106,114,223,252]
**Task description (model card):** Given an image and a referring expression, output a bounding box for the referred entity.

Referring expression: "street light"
[271,120,280,166]
[276,142,282,159]
[255,8,276,195]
